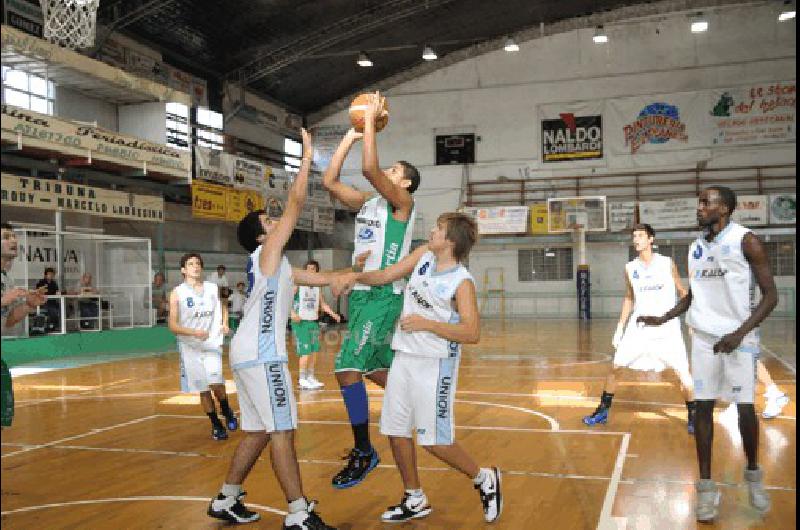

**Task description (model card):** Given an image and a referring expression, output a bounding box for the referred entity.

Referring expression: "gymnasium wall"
[311,2,796,315]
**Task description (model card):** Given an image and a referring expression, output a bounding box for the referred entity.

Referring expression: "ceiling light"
[779,1,796,20]
[422,45,437,61]
[592,26,608,43]
[503,37,519,52]
[357,51,372,67]
[691,13,708,33]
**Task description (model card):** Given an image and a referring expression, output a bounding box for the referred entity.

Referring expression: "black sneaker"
[212,425,228,441]
[381,492,432,523]
[475,467,503,523]
[207,492,260,524]
[284,500,336,530]
[331,447,379,489]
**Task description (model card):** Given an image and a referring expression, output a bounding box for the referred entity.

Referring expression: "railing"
[477,287,796,319]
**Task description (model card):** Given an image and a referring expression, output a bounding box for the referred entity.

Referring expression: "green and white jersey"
[352,196,415,295]
[294,286,320,321]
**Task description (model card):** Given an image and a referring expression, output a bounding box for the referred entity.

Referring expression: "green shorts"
[1,358,13,428]
[335,288,403,373]
[292,320,320,356]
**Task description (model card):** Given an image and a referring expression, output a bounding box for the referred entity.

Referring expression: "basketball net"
[40,0,100,49]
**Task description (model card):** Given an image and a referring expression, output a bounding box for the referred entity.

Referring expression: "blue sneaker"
[332,448,380,489]
[225,414,239,432]
[583,406,609,426]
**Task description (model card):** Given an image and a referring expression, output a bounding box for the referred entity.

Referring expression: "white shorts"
[380,352,459,446]
[613,321,689,374]
[691,329,758,403]
[179,345,224,393]
[233,362,298,432]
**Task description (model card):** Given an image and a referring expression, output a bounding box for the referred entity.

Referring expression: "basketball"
[349,93,389,132]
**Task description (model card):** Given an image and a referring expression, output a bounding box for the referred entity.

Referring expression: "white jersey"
[626,253,680,333]
[230,247,293,369]
[296,286,320,321]
[687,222,755,338]
[174,281,223,350]
[391,251,475,359]
[352,196,415,294]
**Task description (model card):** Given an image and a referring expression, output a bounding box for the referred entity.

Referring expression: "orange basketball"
[349,93,389,132]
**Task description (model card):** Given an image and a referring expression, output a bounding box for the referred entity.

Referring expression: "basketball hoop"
[40,0,100,49]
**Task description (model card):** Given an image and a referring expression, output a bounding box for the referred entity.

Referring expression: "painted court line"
[761,344,797,377]
[1,415,158,459]
[597,432,631,530]
[0,496,287,517]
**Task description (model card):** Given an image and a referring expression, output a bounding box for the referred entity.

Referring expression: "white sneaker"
[381,492,432,522]
[298,378,313,390]
[307,376,325,389]
[695,479,720,523]
[744,467,771,513]
[475,467,503,523]
[762,393,789,419]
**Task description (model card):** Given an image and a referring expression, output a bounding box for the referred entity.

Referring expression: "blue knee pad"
[341,381,369,425]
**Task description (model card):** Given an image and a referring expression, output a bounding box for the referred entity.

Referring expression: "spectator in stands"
[2,221,46,428]
[35,267,61,332]
[207,265,229,289]
[151,272,169,324]
[73,272,100,330]
[228,281,246,331]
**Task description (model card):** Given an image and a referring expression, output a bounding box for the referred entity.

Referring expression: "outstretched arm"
[362,91,413,215]
[259,128,313,276]
[399,279,480,344]
[322,128,371,211]
[714,232,778,353]
[342,244,429,291]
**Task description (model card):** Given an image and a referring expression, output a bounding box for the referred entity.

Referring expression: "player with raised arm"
[207,129,337,530]
[322,91,422,489]
[583,224,695,433]
[169,253,237,441]
[334,212,502,524]
[638,186,777,523]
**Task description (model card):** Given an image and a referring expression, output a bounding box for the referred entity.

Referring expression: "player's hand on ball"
[713,332,744,354]
[345,128,363,142]
[636,315,663,327]
[365,91,386,121]
[400,314,429,333]
[194,329,209,340]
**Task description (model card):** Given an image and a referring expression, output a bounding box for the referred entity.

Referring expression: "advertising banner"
[769,193,796,224]
[194,146,233,186]
[608,201,637,232]
[191,181,228,221]
[232,155,269,191]
[529,202,549,234]
[537,101,604,166]
[710,81,796,146]
[638,197,698,229]
[2,173,164,222]
[226,189,264,224]
[464,206,529,234]
[732,195,769,226]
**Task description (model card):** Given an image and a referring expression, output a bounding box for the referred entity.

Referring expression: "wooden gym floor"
[1,319,795,529]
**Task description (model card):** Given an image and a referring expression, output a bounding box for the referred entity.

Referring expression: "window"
[1,66,55,115]
[196,107,224,150]
[518,248,573,281]
[284,137,302,171]
[166,101,190,150]
[629,243,690,277]
[766,240,795,276]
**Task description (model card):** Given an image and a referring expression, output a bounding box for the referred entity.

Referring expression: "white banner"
[710,81,796,146]
[194,146,233,186]
[311,124,357,172]
[263,168,334,233]
[464,206,529,234]
[608,201,637,232]
[232,155,269,191]
[769,193,796,225]
[2,173,164,222]
[732,195,769,226]
[638,197,698,230]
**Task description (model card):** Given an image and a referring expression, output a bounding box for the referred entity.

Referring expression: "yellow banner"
[226,189,264,223]
[191,181,227,220]
[529,202,549,234]
[2,173,164,222]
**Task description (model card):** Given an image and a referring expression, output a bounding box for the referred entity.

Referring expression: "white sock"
[307,367,315,379]
[473,468,489,486]
[299,369,307,381]
[405,488,424,497]
[288,497,308,514]
[220,483,242,497]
